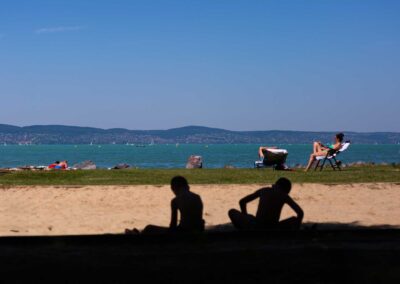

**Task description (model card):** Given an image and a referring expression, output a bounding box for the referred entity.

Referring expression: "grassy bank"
[0,165,399,186]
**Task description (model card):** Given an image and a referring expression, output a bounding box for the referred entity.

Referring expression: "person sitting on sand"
[258,145,278,160]
[228,178,303,231]
[305,133,344,171]
[126,176,205,234]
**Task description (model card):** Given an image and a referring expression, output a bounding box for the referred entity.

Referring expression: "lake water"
[0,144,399,169]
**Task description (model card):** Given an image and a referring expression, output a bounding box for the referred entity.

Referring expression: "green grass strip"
[0,165,399,186]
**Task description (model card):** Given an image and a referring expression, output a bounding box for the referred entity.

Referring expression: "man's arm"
[169,199,178,229]
[285,196,304,221]
[239,189,262,214]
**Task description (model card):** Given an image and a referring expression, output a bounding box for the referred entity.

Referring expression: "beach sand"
[1,183,399,236]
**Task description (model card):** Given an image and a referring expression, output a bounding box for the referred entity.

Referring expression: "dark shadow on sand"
[208,221,399,232]
[0,224,399,283]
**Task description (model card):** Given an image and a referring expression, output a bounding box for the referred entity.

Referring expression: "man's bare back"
[172,191,204,231]
[255,187,288,226]
[229,178,304,231]
[126,176,205,235]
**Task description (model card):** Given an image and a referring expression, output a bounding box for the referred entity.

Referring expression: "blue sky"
[0,0,399,132]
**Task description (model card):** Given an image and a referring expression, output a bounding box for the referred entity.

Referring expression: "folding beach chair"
[255,149,288,169]
[314,141,351,171]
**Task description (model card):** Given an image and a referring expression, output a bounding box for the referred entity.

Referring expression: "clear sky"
[0,0,399,132]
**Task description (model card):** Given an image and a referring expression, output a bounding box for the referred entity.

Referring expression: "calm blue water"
[0,144,399,168]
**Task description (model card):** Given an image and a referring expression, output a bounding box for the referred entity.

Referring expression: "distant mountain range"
[0,124,399,144]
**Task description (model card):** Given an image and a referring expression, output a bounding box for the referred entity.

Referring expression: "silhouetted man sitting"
[126,176,205,234]
[228,178,303,231]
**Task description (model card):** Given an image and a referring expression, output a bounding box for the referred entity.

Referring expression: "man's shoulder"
[258,187,272,193]
[177,191,201,201]
[186,190,201,199]
[190,192,203,205]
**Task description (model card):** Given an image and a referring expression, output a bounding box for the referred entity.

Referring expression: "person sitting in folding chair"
[314,140,351,171]
[305,133,344,171]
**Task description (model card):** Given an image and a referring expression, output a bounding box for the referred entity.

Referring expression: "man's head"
[170,176,189,195]
[274,177,292,194]
[336,133,344,143]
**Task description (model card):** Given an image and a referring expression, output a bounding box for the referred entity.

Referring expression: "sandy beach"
[1,183,399,236]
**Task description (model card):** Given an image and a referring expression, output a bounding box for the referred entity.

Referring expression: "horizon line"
[0,123,399,134]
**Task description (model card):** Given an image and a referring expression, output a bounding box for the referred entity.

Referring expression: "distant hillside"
[0,124,399,144]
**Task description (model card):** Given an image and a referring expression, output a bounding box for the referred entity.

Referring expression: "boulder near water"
[112,163,130,170]
[224,165,235,169]
[186,155,203,169]
[73,160,97,170]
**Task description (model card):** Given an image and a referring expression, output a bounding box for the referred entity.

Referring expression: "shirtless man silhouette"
[126,176,204,234]
[228,178,303,231]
